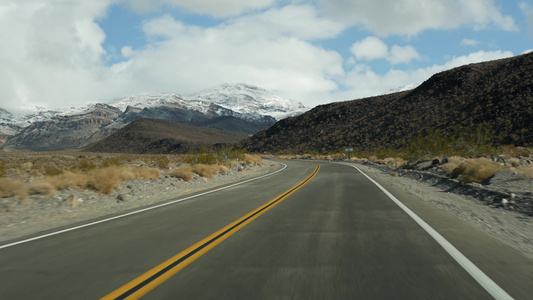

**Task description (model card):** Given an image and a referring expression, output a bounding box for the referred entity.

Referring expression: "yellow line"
[101,163,320,300]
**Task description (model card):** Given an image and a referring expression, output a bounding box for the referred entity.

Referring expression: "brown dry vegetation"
[244,154,263,166]
[449,158,506,183]
[0,150,256,199]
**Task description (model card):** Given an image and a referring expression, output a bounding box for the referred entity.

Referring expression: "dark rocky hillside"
[241,52,533,154]
[85,118,247,154]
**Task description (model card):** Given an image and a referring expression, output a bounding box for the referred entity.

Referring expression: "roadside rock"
[485,170,524,185]
[65,195,81,208]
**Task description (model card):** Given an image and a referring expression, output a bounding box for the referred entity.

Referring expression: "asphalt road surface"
[1,160,532,299]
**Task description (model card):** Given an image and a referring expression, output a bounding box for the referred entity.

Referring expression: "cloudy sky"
[0,0,531,112]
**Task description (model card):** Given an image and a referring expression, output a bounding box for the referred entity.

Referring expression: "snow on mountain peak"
[189,83,308,120]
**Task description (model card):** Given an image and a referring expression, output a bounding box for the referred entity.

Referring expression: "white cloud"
[0,0,112,111]
[350,37,388,60]
[126,0,275,18]
[0,2,346,111]
[350,37,420,64]
[338,50,514,101]
[0,0,523,113]
[460,38,479,46]
[223,4,345,41]
[389,45,421,64]
[121,46,134,57]
[113,19,345,101]
[142,14,186,38]
[319,0,517,36]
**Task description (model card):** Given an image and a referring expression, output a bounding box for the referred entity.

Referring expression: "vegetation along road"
[1,160,532,299]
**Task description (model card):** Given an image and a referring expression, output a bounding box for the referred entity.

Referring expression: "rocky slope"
[241,52,533,154]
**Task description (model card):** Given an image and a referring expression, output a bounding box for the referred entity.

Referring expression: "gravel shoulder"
[352,162,533,259]
[0,161,282,244]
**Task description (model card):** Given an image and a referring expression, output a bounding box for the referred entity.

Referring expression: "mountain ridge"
[1,83,305,151]
[241,52,533,154]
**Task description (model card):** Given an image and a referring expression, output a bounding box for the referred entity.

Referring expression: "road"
[1,160,532,299]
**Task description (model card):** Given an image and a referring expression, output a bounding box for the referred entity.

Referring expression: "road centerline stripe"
[101,163,320,300]
[346,163,514,300]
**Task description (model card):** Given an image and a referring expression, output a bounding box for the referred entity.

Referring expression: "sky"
[0,0,532,112]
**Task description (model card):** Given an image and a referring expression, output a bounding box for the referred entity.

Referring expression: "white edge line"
[0,163,288,250]
[346,164,513,300]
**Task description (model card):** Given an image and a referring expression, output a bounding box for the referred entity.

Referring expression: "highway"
[1,160,532,299]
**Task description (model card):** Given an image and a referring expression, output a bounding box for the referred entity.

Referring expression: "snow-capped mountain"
[0,83,305,151]
[111,83,308,121]
[0,108,20,136]
[190,83,308,120]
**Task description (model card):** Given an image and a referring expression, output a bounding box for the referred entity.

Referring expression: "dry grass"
[349,157,367,162]
[218,165,229,173]
[0,151,258,198]
[0,178,29,199]
[452,158,506,183]
[172,164,228,181]
[244,154,262,166]
[516,165,533,178]
[499,145,530,157]
[442,156,466,173]
[172,166,194,182]
[506,157,521,167]
[0,165,161,197]
[378,157,406,168]
[191,164,222,178]
[28,179,58,195]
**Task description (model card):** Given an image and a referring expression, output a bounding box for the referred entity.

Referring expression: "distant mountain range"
[241,52,533,154]
[0,83,307,151]
[85,118,247,154]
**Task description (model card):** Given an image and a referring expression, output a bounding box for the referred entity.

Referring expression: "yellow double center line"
[102,163,320,300]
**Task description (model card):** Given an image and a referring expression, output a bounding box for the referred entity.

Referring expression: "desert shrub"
[56,171,92,190]
[451,158,505,183]
[191,164,220,178]
[92,168,123,194]
[0,164,7,177]
[0,178,28,199]
[218,165,229,173]
[44,167,63,176]
[499,145,530,157]
[379,157,405,168]
[172,166,194,182]
[152,156,170,169]
[442,156,466,173]
[516,165,533,178]
[244,154,262,166]
[28,180,57,195]
[198,153,217,165]
[78,158,97,171]
[132,167,160,179]
[102,157,123,167]
[506,157,521,167]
